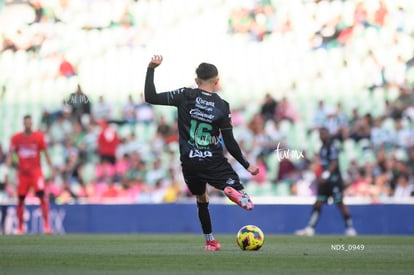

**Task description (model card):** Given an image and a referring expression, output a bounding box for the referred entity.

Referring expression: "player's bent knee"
[196,197,208,204]
[196,193,209,203]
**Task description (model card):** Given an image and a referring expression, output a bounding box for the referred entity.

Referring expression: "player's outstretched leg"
[224,186,254,211]
[196,194,221,251]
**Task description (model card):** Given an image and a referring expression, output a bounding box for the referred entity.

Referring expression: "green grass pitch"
[0,234,413,275]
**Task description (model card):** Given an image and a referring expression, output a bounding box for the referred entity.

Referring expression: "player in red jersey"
[6,115,53,234]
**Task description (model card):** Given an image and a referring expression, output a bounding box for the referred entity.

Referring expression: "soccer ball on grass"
[236,225,264,251]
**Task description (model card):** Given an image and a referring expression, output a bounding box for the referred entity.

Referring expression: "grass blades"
[0,234,413,275]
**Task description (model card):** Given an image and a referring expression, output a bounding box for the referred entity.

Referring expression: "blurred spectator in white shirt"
[370,117,393,149]
[393,118,414,148]
[393,173,414,198]
[135,94,154,125]
[122,95,136,124]
[384,55,407,87]
[310,100,326,131]
[93,95,112,123]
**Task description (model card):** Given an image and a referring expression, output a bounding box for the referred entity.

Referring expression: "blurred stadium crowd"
[0,0,414,204]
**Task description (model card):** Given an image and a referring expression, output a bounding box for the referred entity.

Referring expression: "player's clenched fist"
[247,164,259,176]
[148,55,163,68]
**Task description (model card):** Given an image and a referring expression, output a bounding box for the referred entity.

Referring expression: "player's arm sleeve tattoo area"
[221,129,250,169]
[144,67,170,105]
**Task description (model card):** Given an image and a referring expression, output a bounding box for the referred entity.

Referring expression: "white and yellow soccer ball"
[236,225,264,251]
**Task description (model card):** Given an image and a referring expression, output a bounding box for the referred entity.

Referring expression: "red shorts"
[17,170,45,196]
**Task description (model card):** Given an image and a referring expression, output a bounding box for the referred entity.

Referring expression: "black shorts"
[181,157,244,196]
[317,177,344,203]
[100,154,116,164]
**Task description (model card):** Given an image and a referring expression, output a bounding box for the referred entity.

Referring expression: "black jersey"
[165,87,232,161]
[319,141,342,182]
[145,67,249,168]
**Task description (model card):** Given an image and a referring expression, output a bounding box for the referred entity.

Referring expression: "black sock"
[197,202,212,234]
[344,216,353,228]
[308,208,321,228]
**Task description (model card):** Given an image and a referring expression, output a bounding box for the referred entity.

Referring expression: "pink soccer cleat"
[205,240,221,251]
[224,186,254,211]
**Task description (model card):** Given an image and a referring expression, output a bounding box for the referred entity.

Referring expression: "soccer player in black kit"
[144,55,259,251]
[296,127,357,236]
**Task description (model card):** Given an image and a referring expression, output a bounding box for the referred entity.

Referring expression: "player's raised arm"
[144,55,171,105]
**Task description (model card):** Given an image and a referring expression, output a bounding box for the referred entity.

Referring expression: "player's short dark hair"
[23,114,32,120]
[196,62,218,80]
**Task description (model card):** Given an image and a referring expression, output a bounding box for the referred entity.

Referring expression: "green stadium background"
[0,0,413,206]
